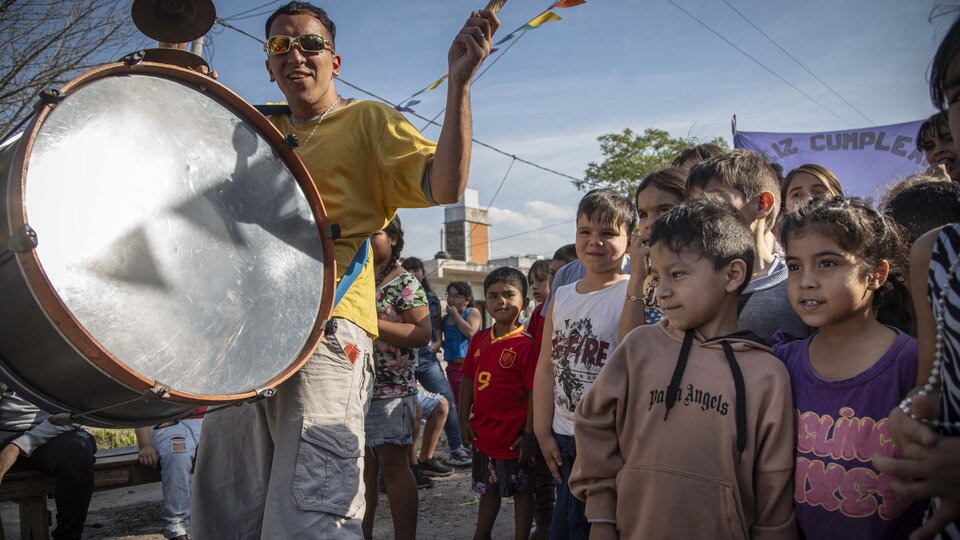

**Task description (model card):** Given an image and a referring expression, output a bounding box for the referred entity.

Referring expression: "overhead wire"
[333,77,584,185]
[422,217,575,277]
[219,1,284,22]
[213,20,583,185]
[484,218,575,246]
[214,16,587,256]
[465,156,516,247]
[418,30,529,132]
[717,0,875,125]
[663,0,855,127]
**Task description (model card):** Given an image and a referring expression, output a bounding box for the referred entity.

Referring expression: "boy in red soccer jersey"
[460,267,538,540]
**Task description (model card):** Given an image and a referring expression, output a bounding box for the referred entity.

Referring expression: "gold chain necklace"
[296,95,342,150]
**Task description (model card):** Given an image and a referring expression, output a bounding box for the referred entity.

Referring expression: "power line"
[220,1,283,22]
[334,77,584,184]
[214,18,267,44]
[418,30,529,132]
[215,20,587,253]
[214,20,585,186]
[465,156,517,244]
[663,0,855,127]
[484,218,575,246]
[718,0,875,125]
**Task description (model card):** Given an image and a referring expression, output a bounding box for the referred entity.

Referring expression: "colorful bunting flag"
[526,10,562,27]
[396,1,585,113]
[395,99,420,113]
[395,76,447,112]
[495,11,562,44]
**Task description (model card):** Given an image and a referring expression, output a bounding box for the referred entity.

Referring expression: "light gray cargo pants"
[192,318,374,539]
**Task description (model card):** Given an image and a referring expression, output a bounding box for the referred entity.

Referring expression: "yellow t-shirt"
[269,101,436,337]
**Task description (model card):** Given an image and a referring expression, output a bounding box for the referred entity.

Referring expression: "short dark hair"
[446,281,473,302]
[552,244,577,265]
[781,196,908,283]
[883,180,960,245]
[649,199,755,295]
[930,13,960,109]
[635,167,687,206]
[401,256,432,293]
[265,1,337,47]
[484,267,528,298]
[916,111,951,153]
[686,149,781,231]
[577,189,636,235]
[671,143,726,169]
[527,259,551,284]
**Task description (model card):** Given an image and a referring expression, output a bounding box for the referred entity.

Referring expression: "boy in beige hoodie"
[570,199,798,540]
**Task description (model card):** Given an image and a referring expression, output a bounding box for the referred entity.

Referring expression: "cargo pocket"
[292,417,364,517]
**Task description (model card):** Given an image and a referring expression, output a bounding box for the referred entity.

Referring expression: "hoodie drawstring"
[663,330,751,458]
[720,340,747,456]
[664,330,695,420]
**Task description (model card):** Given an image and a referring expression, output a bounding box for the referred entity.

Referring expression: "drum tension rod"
[38,89,65,107]
[47,384,172,426]
[120,50,146,66]
[0,225,38,264]
[157,386,278,426]
[284,133,299,149]
[153,403,209,430]
[328,224,341,241]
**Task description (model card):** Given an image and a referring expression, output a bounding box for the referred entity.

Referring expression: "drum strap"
[334,239,370,307]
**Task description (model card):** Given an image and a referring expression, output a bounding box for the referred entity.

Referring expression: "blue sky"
[197,0,947,260]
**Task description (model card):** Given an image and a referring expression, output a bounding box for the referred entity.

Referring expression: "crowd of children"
[8,5,960,540]
[355,18,960,537]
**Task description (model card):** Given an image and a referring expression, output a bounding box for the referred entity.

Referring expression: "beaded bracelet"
[899,255,960,430]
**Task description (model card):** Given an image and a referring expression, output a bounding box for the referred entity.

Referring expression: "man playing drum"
[191,2,499,537]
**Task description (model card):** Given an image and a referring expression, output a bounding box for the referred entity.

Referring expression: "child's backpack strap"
[334,239,369,307]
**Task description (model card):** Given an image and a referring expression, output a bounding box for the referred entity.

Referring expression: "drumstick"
[483,0,507,14]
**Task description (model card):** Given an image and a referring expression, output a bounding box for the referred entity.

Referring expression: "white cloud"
[524,201,575,222]
[486,207,543,231]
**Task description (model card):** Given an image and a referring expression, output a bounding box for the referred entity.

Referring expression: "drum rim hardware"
[0,58,336,426]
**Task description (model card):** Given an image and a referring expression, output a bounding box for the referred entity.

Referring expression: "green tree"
[576,128,728,197]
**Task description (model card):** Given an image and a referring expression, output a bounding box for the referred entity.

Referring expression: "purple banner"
[734,120,928,200]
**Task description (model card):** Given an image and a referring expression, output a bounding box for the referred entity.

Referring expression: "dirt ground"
[0,459,521,539]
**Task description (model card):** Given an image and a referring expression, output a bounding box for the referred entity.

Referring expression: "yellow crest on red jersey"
[499,348,516,369]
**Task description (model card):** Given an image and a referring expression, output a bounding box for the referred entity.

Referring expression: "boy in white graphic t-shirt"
[532,189,634,540]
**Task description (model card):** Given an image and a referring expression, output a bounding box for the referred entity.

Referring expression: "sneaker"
[418,457,453,477]
[411,465,435,489]
[445,446,472,467]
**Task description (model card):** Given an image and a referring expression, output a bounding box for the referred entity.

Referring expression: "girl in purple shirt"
[773,197,926,539]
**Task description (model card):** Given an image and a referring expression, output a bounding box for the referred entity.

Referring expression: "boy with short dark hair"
[460,267,538,540]
[569,199,797,539]
[533,189,634,540]
[686,149,807,341]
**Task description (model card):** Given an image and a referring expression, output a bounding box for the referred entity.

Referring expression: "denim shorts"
[364,394,416,447]
[417,389,442,418]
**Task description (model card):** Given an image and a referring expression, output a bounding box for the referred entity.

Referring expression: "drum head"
[20,69,328,397]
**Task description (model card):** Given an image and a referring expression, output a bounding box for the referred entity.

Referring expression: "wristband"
[624,294,644,302]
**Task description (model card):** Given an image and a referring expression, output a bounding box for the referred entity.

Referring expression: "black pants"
[12,430,96,540]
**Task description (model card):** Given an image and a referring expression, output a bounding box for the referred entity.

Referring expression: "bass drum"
[0,57,335,427]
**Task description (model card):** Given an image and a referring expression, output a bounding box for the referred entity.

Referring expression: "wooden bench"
[0,445,161,540]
